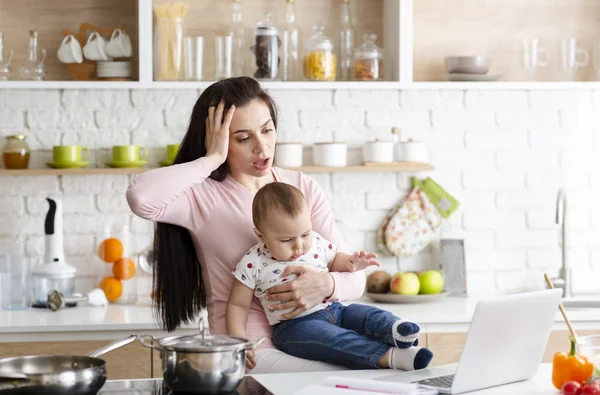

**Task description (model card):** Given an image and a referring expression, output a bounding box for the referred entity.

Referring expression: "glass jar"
[353,33,384,81]
[303,25,336,81]
[2,134,30,169]
[153,3,188,80]
[251,13,280,80]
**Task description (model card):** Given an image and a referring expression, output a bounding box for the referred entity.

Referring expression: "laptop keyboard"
[413,374,455,389]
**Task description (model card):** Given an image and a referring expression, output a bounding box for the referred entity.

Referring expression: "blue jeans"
[272,302,402,369]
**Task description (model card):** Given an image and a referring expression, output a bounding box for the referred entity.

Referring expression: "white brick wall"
[0,88,597,296]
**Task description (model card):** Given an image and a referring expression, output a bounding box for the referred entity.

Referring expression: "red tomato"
[581,384,600,395]
[562,381,582,395]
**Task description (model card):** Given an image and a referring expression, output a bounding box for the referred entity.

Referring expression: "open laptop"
[375,288,562,394]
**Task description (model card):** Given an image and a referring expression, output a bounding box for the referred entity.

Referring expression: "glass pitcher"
[0,32,13,81]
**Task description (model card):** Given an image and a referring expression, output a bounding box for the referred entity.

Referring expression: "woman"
[126,77,365,373]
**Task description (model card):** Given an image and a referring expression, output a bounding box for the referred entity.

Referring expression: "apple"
[418,270,445,295]
[389,272,420,296]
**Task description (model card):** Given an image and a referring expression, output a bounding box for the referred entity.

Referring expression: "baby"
[226,182,433,371]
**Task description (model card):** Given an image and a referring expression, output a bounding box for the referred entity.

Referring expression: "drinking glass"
[521,38,550,81]
[184,36,204,81]
[215,35,233,80]
[0,255,30,310]
[561,38,589,81]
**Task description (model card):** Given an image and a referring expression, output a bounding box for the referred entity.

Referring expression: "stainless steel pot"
[0,335,138,394]
[139,320,265,394]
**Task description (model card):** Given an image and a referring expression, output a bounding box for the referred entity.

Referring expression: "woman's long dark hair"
[153,77,279,331]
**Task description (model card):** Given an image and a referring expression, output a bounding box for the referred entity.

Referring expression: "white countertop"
[3,294,600,341]
[253,363,556,395]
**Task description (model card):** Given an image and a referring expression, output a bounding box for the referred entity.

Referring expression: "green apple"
[389,272,420,295]
[418,270,444,294]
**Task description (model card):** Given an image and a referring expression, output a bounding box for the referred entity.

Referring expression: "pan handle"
[138,334,161,351]
[249,337,267,349]
[87,335,139,358]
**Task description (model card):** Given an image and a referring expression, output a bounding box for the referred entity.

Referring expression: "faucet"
[552,188,570,299]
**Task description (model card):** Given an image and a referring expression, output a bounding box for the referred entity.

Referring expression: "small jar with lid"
[2,134,30,169]
[353,33,384,81]
[252,13,280,80]
[303,25,336,81]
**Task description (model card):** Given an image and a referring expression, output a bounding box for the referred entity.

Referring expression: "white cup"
[275,143,303,168]
[396,140,429,163]
[363,140,395,163]
[83,32,109,61]
[106,29,132,58]
[57,35,83,64]
[313,143,347,167]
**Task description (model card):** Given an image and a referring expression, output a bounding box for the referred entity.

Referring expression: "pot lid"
[155,317,252,352]
[157,333,251,352]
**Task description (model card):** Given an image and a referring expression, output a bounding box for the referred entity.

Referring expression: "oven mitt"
[380,186,442,257]
[412,177,460,219]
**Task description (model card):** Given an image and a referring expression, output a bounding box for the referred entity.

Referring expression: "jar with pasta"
[303,25,336,81]
[153,2,189,81]
[353,33,383,81]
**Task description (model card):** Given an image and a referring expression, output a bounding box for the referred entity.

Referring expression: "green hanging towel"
[412,177,460,219]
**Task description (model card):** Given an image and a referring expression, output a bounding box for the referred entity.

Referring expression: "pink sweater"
[126,158,366,348]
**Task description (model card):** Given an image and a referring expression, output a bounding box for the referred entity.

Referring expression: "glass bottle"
[338,0,355,81]
[230,0,247,77]
[353,33,384,81]
[2,135,31,169]
[20,30,46,81]
[0,32,12,81]
[303,25,336,81]
[282,0,301,81]
[251,13,280,80]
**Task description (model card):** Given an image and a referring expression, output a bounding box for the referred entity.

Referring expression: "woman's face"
[227,98,277,177]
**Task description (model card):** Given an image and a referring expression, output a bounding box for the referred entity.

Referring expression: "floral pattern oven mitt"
[377,186,442,257]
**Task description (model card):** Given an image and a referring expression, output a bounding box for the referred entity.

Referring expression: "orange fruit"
[99,276,123,302]
[98,238,123,263]
[112,258,136,280]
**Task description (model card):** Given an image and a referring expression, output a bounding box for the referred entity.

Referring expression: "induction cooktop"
[97,376,274,395]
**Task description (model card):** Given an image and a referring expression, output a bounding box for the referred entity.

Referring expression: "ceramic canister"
[312,142,347,167]
[275,142,303,167]
[363,139,395,163]
[396,139,429,163]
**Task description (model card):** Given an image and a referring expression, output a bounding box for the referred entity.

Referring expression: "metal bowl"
[445,56,490,74]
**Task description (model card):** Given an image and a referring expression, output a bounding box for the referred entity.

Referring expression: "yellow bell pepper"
[552,337,594,390]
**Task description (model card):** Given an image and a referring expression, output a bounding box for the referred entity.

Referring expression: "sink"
[561,299,600,309]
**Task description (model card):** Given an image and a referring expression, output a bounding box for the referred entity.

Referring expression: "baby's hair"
[252,182,307,230]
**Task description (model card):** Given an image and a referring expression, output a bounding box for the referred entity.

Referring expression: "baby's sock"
[392,319,420,348]
[388,346,433,371]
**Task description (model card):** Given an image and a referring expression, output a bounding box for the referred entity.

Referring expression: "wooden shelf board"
[0,163,433,176]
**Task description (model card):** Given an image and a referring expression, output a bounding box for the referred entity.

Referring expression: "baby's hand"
[349,251,380,271]
[245,349,256,371]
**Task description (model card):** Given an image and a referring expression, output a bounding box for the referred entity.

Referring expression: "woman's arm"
[304,175,367,302]
[125,155,221,226]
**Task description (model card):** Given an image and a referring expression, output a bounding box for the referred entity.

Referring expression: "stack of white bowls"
[96,61,132,79]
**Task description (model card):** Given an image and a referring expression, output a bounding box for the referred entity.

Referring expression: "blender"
[31,197,77,307]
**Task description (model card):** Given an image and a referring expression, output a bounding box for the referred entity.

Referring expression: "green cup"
[112,145,147,162]
[52,145,89,163]
[166,144,180,162]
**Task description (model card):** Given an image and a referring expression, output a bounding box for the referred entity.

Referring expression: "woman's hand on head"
[205,99,236,167]
[265,265,334,320]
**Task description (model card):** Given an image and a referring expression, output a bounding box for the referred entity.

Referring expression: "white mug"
[83,32,109,61]
[57,35,83,64]
[106,29,132,58]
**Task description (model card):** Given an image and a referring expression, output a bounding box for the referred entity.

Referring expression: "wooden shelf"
[0,168,151,176]
[0,162,433,176]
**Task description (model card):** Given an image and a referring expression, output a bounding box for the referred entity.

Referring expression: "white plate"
[446,73,501,82]
[366,291,450,304]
